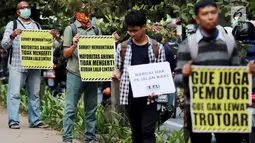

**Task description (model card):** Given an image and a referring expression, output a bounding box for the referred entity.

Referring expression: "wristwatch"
[10,34,14,40]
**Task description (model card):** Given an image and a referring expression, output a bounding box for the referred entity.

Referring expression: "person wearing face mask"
[1,1,49,129]
[62,5,120,143]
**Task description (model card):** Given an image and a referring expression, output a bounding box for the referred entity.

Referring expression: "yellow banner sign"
[189,66,252,133]
[78,36,115,81]
[20,30,53,69]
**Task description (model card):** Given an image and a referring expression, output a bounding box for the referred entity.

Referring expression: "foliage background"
[0,0,254,41]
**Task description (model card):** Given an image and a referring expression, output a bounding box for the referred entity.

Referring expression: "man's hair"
[124,10,146,28]
[194,0,217,16]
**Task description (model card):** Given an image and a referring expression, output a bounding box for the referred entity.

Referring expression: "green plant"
[0,82,185,142]
[0,82,8,108]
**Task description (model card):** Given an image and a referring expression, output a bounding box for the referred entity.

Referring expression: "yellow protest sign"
[189,66,252,133]
[78,36,115,81]
[20,30,53,69]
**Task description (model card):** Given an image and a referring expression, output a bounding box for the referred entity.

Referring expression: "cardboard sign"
[128,62,175,98]
[189,66,252,133]
[78,36,115,81]
[20,30,53,69]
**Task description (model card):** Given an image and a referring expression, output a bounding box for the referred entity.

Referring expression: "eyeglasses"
[127,27,142,35]
[17,6,31,10]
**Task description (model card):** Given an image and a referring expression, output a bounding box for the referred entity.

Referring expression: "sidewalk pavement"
[0,106,81,143]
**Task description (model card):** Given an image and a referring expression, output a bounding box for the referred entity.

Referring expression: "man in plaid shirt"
[112,10,166,143]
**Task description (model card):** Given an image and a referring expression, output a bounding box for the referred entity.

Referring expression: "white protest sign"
[128,62,176,98]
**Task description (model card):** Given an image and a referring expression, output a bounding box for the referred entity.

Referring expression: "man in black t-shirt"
[112,10,166,143]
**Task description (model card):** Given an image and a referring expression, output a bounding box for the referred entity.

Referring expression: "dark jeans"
[186,105,249,143]
[125,95,157,143]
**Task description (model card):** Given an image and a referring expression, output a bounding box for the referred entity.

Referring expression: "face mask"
[20,8,31,19]
[76,12,91,29]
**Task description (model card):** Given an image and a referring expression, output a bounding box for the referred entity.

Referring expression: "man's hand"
[148,92,155,99]
[112,31,120,43]
[103,87,111,95]
[112,69,121,82]
[11,29,22,40]
[248,60,255,75]
[72,34,80,48]
[49,29,57,37]
[182,60,192,77]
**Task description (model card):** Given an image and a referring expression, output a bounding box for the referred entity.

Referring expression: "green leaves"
[0,82,186,143]
[187,3,194,7]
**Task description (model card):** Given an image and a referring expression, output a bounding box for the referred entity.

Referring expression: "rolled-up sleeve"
[1,21,14,50]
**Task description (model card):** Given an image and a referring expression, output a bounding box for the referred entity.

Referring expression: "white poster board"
[128,62,176,98]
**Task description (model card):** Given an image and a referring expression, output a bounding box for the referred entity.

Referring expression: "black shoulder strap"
[10,20,17,65]
[35,22,40,29]
[92,26,99,35]
[70,23,77,37]
[13,20,17,30]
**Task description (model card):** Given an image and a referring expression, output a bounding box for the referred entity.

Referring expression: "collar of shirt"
[195,27,225,43]
[17,17,36,25]
[74,20,94,31]
[126,35,154,47]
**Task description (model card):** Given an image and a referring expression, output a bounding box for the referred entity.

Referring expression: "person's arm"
[1,21,17,50]
[115,43,122,71]
[112,43,122,82]
[174,39,192,88]
[164,43,176,71]
[63,26,79,59]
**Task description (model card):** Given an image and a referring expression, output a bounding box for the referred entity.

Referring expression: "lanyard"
[17,19,27,29]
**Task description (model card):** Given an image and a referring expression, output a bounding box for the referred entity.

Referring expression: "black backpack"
[53,23,100,83]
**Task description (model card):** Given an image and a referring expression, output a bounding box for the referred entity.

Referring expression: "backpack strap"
[13,20,17,30]
[187,34,198,60]
[221,31,235,58]
[70,23,77,37]
[121,40,127,63]
[9,20,17,64]
[151,39,159,59]
[35,22,41,30]
[92,25,100,35]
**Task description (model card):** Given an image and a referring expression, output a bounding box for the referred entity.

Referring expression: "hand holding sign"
[182,60,193,77]
[112,31,120,43]
[148,92,155,99]
[73,34,80,48]
[112,69,121,82]
[248,60,255,75]
[49,29,57,37]
[11,29,22,40]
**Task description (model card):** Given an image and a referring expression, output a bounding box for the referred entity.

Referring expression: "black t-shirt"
[129,40,149,102]
[131,41,149,65]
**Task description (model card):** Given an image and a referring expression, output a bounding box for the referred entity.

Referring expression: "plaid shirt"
[115,36,166,105]
[1,18,41,72]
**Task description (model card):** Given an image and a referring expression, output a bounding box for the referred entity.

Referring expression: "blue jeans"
[63,72,98,142]
[7,68,41,126]
[168,93,174,106]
